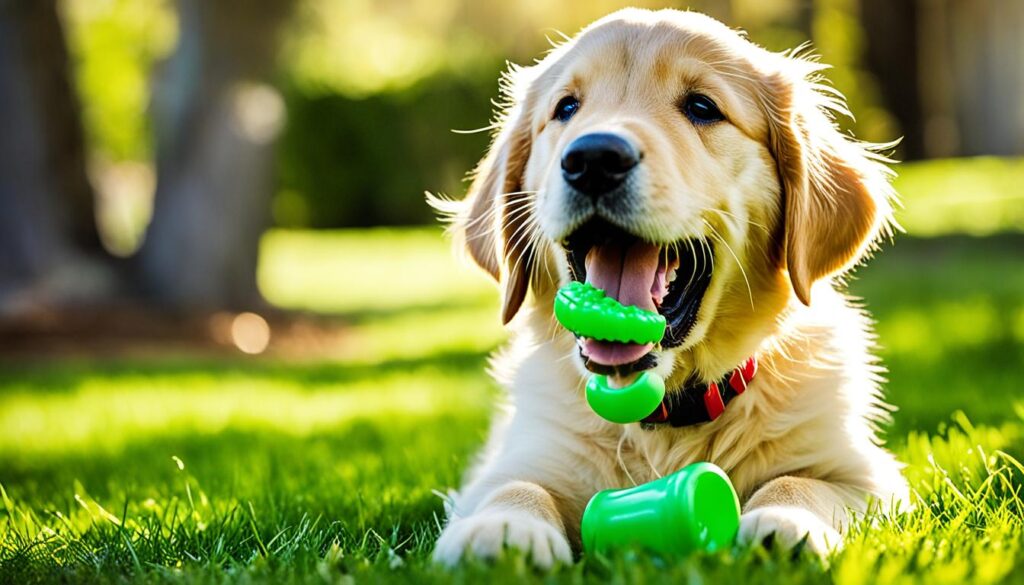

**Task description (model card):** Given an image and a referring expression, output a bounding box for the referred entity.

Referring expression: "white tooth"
[667,267,677,283]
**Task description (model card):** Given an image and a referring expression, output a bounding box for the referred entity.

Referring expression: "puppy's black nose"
[561,133,640,196]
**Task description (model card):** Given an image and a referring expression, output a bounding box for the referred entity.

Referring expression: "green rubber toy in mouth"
[554,281,667,424]
[554,281,666,344]
[585,372,665,424]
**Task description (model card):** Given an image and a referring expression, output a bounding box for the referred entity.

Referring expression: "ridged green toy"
[581,462,741,556]
[554,281,666,344]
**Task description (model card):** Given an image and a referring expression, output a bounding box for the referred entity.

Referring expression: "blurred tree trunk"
[136,0,294,310]
[860,0,924,159]
[936,0,1024,157]
[0,0,109,310]
[861,0,1024,159]
[794,0,814,40]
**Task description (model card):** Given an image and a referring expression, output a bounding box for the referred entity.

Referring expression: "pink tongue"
[581,240,662,367]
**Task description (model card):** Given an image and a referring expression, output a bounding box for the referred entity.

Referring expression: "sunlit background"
[0,1,1022,583]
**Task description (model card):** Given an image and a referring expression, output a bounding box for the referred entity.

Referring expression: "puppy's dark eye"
[682,94,724,124]
[553,96,580,122]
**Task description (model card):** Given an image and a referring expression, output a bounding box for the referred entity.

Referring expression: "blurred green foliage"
[809,0,897,141]
[276,71,496,227]
[60,0,176,162]
[60,0,923,228]
[895,157,1024,236]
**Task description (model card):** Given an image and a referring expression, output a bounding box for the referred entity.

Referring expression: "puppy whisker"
[703,219,755,310]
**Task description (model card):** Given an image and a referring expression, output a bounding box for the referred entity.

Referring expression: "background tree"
[138,0,294,309]
[0,0,108,312]
[0,0,293,314]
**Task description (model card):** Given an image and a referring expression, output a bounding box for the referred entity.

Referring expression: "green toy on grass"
[581,462,741,556]
[554,281,667,424]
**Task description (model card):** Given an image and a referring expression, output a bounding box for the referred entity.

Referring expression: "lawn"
[2,158,1024,583]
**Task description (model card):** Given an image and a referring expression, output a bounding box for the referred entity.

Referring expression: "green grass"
[2,159,1024,583]
[894,157,1024,237]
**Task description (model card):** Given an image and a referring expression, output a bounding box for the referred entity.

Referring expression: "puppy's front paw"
[738,505,842,558]
[433,509,572,569]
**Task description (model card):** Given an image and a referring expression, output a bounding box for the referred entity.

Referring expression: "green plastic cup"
[581,462,740,556]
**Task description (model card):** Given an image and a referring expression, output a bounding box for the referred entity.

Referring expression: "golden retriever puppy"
[431,8,909,567]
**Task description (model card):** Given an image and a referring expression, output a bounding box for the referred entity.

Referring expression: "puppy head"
[441,8,896,380]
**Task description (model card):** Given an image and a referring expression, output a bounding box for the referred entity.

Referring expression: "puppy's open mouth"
[563,219,713,374]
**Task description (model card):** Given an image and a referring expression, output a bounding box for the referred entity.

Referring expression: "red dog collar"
[641,356,757,427]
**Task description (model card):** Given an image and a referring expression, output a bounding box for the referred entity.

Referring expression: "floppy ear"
[449,67,538,324]
[761,64,896,305]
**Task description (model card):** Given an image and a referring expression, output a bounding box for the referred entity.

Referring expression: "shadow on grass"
[0,413,488,528]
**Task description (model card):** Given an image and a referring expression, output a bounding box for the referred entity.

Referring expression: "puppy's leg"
[738,476,860,557]
[433,479,574,569]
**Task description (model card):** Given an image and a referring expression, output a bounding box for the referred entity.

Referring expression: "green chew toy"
[585,372,665,424]
[581,462,741,556]
[554,281,667,423]
[554,281,666,344]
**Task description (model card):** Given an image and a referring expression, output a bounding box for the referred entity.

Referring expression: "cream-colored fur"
[432,9,909,568]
